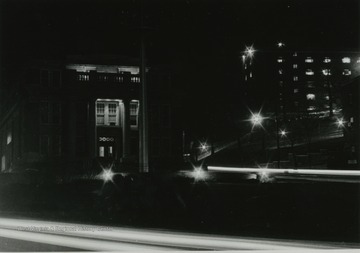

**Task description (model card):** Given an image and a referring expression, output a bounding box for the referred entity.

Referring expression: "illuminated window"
[96,101,119,126]
[305,69,314,75]
[108,103,117,126]
[357,58,360,63]
[115,76,124,82]
[293,64,298,69]
[131,76,141,83]
[249,72,252,78]
[78,74,89,81]
[305,57,313,63]
[130,100,139,129]
[98,75,108,82]
[307,106,316,111]
[343,69,351,76]
[322,69,331,76]
[96,103,105,125]
[342,57,351,63]
[324,57,331,63]
[294,89,299,93]
[293,76,298,81]
[277,58,283,63]
[99,146,105,157]
[306,94,315,100]
[293,52,298,57]
[279,69,283,75]
[325,95,330,100]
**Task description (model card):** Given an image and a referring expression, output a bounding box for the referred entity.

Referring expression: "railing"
[75,72,140,84]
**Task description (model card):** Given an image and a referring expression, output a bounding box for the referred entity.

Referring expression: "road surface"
[0,217,359,251]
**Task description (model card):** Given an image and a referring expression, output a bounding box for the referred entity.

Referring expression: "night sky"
[0,0,359,133]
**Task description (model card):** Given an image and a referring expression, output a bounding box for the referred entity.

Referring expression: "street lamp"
[251,113,264,127]
[245,45,255,58]
[279,129,287,137]
[277,42,285,48]
[200,143,208,151]
[336,118,345,128]
[97,168,115,184]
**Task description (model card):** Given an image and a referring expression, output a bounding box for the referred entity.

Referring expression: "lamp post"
[249,111,285,168]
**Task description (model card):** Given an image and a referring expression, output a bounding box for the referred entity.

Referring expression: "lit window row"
[277,58,284,63]
[131,76,141,83]
[343,69,351,76]
[302,57,354,64]
[78,74,89,81]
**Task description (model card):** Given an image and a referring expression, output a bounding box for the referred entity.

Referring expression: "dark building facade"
[0,56,177,174]
[341,76,360,167]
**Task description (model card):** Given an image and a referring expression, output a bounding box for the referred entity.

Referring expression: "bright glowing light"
[305,69,314,75]
[0,217,341,251]
[7,132,12,145]
[336,118,345,128]
[342,57,351,63]
[200,143,208,151]
[277,42,285,48]
[251,113,263,126]
[208,166,360,177]
[98,168,115,183]
[323,57,331,63]
[306,94,315,100]
[245,46,255,58]
[305,58,313,63]
[322,69,331,76]
[343,69,351,76]
[280,130,287,137]
[192,167,207,181]
[258,171,271,183]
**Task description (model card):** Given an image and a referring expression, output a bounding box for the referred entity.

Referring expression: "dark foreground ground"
[0,170,359,244]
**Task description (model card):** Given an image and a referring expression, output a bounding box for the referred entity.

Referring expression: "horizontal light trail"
[0,217,355,251]
[208,166,360,177]
[0,228,172,251]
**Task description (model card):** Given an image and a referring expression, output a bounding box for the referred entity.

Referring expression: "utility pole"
[139,1,149,173]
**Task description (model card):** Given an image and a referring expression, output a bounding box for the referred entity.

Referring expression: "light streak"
[208,166,360,177]
[0,217,350,250]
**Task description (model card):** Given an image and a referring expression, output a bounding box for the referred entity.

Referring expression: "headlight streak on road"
[208,166,360,177]
[0,218,357,251]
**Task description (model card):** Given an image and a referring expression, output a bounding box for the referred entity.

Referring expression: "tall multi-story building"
[242,44,360,119]
[0,55,177,174]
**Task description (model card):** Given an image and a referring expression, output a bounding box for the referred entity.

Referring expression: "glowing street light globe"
[98,168,115,183]
[277,42,285,48]
[336,118,345,128]
[200,143,208,151]
[280,130,287,137]
[245,46,255,58]
[251,113,263,126]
